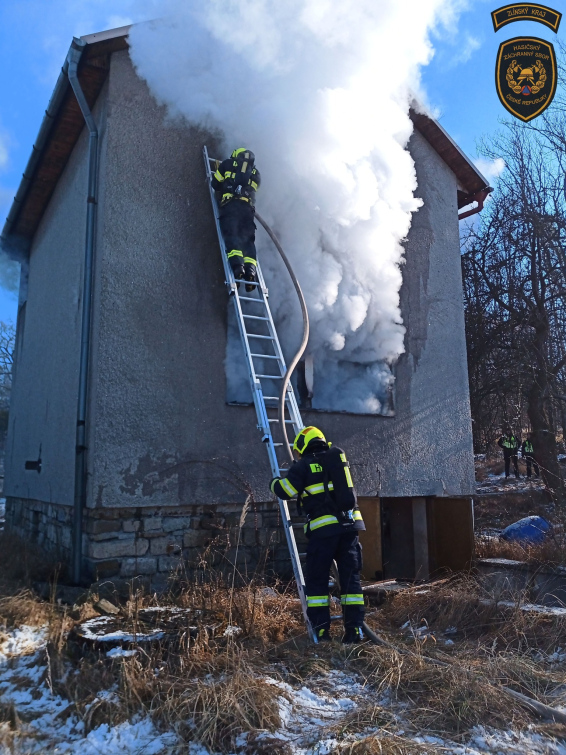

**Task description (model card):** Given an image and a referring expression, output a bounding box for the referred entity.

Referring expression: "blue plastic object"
[500,515,551,544]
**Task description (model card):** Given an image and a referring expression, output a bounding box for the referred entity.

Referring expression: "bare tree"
[462,122,566,502]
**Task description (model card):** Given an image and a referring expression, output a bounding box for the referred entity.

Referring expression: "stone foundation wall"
[5,497,304,583]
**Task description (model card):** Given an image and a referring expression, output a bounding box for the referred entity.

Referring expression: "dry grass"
[340,733,447,754]
[349,644,528,736]
[377,574,566,653]
[476,536,566,567]
[475,456,504,482]
[0,535,566,751]
[119,650,284,752]
[0,532,64,588]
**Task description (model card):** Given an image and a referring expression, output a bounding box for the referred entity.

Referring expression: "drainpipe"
[458,187,493,221]
[67,38,99,585]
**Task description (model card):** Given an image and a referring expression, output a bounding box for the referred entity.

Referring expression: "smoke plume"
[129,0,464,413]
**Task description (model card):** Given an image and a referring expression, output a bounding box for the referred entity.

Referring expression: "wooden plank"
[426,497,474,574]
[357,496,382,580]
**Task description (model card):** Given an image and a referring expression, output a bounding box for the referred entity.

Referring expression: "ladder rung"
[272,443,284,446]
[238,296,264,302]
[330,615,343,622]
[256,374,283,379]
[251,353,280,360]
[247,334,274,340]
[291,523,306,528]
[235,279,259,287]
[268,419,294,423]
[243,315,269,321]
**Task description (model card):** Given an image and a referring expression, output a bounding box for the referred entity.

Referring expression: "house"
[0,26,490,583]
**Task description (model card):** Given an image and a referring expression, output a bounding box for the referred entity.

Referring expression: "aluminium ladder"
[203,147,317,643]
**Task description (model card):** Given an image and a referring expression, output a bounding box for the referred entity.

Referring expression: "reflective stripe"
[340,453,347,462]
[280,478,298,497]
[243,257,257,266]
[214,170,224,182]
[353,510,363,522]
[341,594,364,606]
[250,180,258,190]
[344,467,354,488]
[227,250,244,258]
[304,482,334,496]
[241,161,248,173]
[309,515,339,531]
[525,442,534,453]
[306,595,329,607]
[270,479,278,494]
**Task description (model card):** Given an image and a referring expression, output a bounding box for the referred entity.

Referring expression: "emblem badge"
[491,4,562,33]
[495,36,557,121]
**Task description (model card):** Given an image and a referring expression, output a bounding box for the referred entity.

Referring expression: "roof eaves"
[410,108,490,196]
[0,28,129,260]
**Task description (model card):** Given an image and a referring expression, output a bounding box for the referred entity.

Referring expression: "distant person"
[521,433,540,479]
[497,428,520,479]
[211,148,261,292]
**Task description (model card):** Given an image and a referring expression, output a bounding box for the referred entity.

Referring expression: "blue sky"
[0,0,563,324]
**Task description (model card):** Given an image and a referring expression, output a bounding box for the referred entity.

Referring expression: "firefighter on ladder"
[270,426,366,643]
[211,148,261,292]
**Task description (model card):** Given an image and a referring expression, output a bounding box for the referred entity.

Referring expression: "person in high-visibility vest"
[211,148,261,292]
[269,426,366,643]
[521,434,540,479]
[497,428,520,478]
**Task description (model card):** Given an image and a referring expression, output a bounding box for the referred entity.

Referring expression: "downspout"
[67,38,99,585]
[458,187,493,221]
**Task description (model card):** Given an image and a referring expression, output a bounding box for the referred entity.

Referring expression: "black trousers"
[305,531,364,633]
[219,201,257,278]
[525,454,539,477]
[505,454,519,477]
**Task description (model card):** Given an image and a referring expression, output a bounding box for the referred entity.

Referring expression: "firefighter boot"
[342,626,365,644]
[232,264,245,290]
[244,262,257,293]
[317,628,332,643]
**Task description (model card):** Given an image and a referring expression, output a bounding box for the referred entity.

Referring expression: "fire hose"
[256,211,380,644]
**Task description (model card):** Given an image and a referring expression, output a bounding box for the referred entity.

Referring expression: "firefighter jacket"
[211,157,261,208]
[498,434,519,456]
[270,445,365,539]
[521,440,535,456]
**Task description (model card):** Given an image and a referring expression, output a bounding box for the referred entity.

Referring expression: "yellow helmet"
[293,426,326,454]
[231,147,255,163]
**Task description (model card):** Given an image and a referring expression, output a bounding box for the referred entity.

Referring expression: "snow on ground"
[0,626,178,754]
[1,625,566,754]
[417,726,566,754]
[476,470,546,496]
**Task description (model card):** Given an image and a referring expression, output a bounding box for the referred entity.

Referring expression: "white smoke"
[129,0,465,413]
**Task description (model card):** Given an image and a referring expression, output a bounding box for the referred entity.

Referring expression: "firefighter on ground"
[521,433,540,479]
[498,427,520,479]
[269,426,366,644]
[211,148,261,293]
